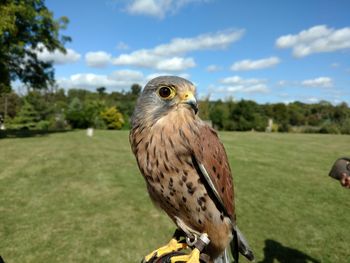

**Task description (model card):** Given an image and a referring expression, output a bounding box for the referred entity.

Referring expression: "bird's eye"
[157,86,174,99]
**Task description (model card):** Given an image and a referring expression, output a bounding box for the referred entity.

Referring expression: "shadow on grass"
[258,239,321,263]
[0,129,73,139]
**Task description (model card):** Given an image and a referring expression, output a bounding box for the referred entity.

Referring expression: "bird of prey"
[130,76,254,263]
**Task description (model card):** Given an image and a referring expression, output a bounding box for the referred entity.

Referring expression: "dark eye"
[158,86,172,98]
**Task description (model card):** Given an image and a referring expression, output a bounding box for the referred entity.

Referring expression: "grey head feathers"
[131,76,196,128]
[142,76,194,92]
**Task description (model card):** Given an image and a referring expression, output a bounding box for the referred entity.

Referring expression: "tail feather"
[230,226,254,262]
[231,228,239,262]
[214,249,230,263]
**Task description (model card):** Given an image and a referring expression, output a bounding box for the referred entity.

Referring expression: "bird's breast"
[130,118,233,259]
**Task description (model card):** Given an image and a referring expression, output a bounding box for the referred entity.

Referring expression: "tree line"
[1,1,349,134]
[199,98,350,134]
[0,85,140,131]
[1,86,350,134]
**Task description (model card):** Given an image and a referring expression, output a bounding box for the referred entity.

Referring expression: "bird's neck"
[132,105,198,132]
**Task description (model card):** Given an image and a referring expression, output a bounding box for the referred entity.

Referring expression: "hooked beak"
[180,91,198,114]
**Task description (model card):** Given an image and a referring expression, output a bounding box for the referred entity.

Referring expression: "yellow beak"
[180,91,198,114]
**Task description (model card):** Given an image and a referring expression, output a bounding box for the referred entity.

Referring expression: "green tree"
[209,100,229,130]
[0,0,70,93]
[10,100,40,129]
[25,90,53,120]
[65,98,108,129]
[100,106,125,130]
[340,118,350,134]
[333,102,349,123]
[198,97,210,120]
[67,89,96,103]
[51,88,68,114]
[288,102,306,126]
[96,86,106,96]
[65,97,85,128]
[272,103,289,131]
[0,92,21,118]
[231,100,267,131]
[131,83,142,97]
[84,100,106,128]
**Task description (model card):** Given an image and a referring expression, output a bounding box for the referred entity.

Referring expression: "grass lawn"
[0,130,349,263]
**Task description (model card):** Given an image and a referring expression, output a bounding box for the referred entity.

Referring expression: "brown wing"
[192,123,235,219]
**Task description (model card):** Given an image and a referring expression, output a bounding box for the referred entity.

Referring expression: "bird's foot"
[170,248,200,263]
[143,238,187,262]
[169,233,210,263]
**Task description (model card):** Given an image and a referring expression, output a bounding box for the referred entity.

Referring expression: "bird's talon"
[170,248,200,263]
[143,252,156,263]
[144,238,187,262]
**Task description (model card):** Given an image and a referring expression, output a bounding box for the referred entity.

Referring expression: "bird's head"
[132,76,198,127]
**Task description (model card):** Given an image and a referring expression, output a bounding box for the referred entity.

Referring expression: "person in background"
[329,157,350,188]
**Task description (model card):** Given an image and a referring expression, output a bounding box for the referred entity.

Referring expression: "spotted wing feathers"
[193,124,235,219]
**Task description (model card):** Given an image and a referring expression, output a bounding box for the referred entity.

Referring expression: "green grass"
[0,130,349,262]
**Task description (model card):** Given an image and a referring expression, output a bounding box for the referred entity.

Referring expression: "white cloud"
[146,72,191,81]
[109,69,144,81]
[330,62,340,68]
[113,51,159,68]
[231,56,280,71]
[113,29,244,71]
[301,77,333,88]
[206,64,222,72]
[228,84,269,94]
[116,41,130,50]
[57,69,193,91]
[276,25,350,57]
[220,76,264,85]
[57,69,145,90]
[68,73,115,87]
[218,75,270,94]
[152,29,244,55]
[304,97,322,104]
[85,51,112,67]
[277,80,287,86]
[125,0,169,18]
[124,0,210,19]
[113,53,195,71]
[36,44,81,64]
[156,57,196,71]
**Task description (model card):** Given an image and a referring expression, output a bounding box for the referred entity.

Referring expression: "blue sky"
[41,0,350,104]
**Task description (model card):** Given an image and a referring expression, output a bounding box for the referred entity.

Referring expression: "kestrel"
[130,76,254,263]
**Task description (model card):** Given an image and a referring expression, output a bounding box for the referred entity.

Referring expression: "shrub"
[48,115,70,130]
[100,107,125,129]
[340,119,350,134]
[320,122,340,134]
[36,120,50,130]
[65,97,86,128]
